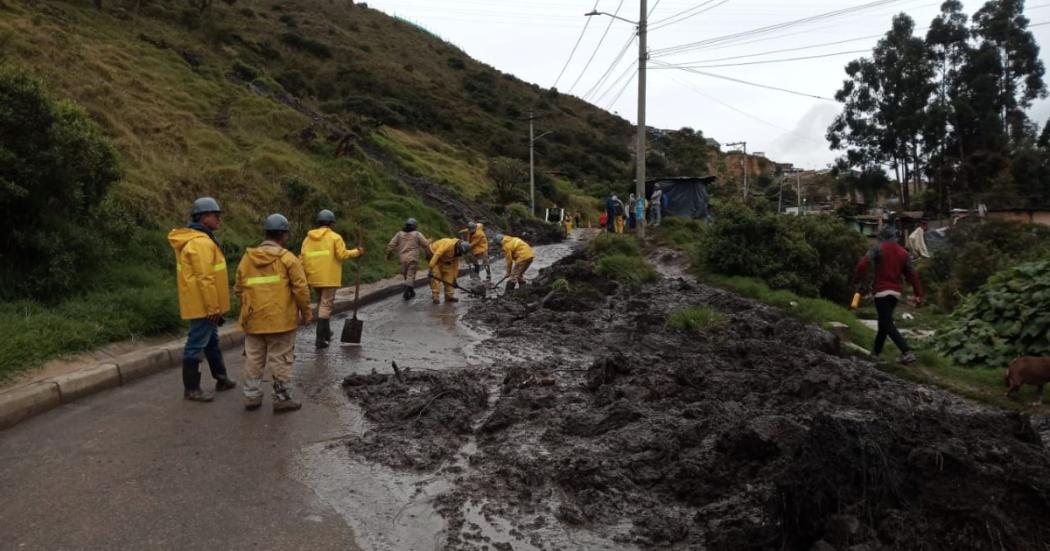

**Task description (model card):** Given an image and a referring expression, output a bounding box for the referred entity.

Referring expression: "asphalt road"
[0,237,580,551]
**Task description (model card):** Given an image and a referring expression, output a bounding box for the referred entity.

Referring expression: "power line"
[657,48,872,69]
[553,0,601,89]
[606,72,637,110]
[649,0,717,25]
[670,33,886,65]
[651,0,907,58]
[650,0,731,31]
[595,60,637,104]
[567,0,626,94]
[652,60,835,100]
[583,33,637,100]
[648,0,662,17]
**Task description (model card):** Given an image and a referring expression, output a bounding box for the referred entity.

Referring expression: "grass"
[597,255,658,288]
[588,233,642,258]
[666,307,725,332]
[648,223,1032,411]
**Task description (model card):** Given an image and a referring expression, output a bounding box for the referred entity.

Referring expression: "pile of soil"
[343,250,1050,550]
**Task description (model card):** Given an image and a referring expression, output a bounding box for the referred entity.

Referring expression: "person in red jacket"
[852,226,923,365]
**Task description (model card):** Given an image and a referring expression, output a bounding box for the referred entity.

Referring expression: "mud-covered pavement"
[342,245,1050,550]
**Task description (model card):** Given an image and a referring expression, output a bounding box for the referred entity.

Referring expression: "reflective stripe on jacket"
[235,242,311,334]
[168,227,230,320]
[299,227,362,288]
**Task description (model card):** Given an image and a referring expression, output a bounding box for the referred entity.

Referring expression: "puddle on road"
[290,238,589,550]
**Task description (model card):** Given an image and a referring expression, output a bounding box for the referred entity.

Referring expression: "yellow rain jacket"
[428,238,461,299]
[299,227,362,288]
[168,228,230,320]
[501,236,535,272]
[458,224,489,256]
[235,241,312,334]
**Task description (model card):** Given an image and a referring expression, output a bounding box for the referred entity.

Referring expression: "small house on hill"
[647,176,716,220]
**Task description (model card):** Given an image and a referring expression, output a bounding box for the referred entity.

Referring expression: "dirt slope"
[342,250,1050,550]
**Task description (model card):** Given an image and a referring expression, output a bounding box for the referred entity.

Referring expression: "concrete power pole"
[636,0,648,239]
[724,141,748,199]
[529,110,535,216]
[796,170,803,216]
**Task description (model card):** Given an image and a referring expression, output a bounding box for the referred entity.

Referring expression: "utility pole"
[586,3,647,238]
[529,110,535,216]
[636,0,648,239]
[796,169,803,216]
[724,141,748,199]
[778,177,784,213]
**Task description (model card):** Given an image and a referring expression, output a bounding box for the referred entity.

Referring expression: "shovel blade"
[341,317,364,344]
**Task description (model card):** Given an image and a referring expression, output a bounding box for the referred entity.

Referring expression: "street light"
[587,1,648,238]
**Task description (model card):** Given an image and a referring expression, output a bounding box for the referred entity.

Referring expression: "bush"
[230,60,259,81]
[280,32,332,58]
[924,219,1050,310]
[666,307,725,332]
[696,201,867,302]
[588,233,640,258]
[0,67,122,299]
[596,254,657,288]
[934,260,1050,368]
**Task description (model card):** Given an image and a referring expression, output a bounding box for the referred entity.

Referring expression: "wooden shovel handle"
[353,229,364,318]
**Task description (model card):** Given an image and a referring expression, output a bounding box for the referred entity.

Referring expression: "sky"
[364,0,1050,170]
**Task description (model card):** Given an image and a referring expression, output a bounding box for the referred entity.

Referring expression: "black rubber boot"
[506,281,517,293]
[204,351,235,391]
[402,284,414,301]
[485,266,492,281]
[315,318,330,349]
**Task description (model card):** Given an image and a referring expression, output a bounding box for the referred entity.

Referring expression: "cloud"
[768,103,840,169]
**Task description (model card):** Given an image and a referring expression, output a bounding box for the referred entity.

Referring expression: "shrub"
[666,307,725,332]
[696,201,867,302]
[280,32,332,58]
[588,233,640,258]
[230,60,259,81]
[934,260,1050,368]
[596,255,657,288]
[924,219,1050,310]
[0,68,122,299]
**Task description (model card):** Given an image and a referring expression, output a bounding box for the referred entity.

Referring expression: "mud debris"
[342,248,1050,550]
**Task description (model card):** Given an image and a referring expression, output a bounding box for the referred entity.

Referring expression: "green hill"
[0,0,713,377]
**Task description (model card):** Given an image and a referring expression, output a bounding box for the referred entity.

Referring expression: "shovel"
[341,230,365,345]
[427,273,488,298]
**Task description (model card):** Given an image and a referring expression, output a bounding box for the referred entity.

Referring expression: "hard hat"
[467,221,478,232]
[405,218,418,229]
[263,213,291,232]
[491,233,504,245]
[191,197,221,215]
[317,209,335,224]
[455,240,470,256]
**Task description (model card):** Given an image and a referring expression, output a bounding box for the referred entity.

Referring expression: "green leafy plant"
[666,307,725,332]
[935,260,1050,368]
[588,233,641,258]
[596,255,657,288]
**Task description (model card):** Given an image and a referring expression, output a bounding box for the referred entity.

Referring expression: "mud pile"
[343,251,1050,550]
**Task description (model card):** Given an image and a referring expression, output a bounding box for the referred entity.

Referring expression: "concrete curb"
[0,272,471,431]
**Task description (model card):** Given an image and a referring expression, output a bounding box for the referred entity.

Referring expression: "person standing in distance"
[385,218,429,300]
[235,214,313,413]
[167,197,237,403]
[300,209,364,348]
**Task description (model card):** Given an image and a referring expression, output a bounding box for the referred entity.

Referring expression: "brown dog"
[1004,356,1050,403]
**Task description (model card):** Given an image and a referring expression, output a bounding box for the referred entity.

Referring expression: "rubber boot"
[243,394,263,411]
[203,347,235,391]
[315,318,330,349]
[485,265,492,281]
[324,318,334,341]
[506,281,517,293]
[182,359,214,402]
[446,296,459,303]
[272,381,302,413]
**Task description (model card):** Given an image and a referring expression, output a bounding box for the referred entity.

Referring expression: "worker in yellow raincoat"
[168,197,237,403]
[458,221,491,281]
[300,209,364,349]
[235,214,313,413]
[492,233,535,292]
[428,238,470,304]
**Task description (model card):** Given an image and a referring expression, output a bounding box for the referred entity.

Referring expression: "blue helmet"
[317,209,335,224]
[263,213,291,232]
[191,197,221,215]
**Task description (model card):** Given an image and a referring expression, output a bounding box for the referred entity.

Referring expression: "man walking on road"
[907,220,931,259]
[300,209,364,349]
[492,233,535,292]
[459,221,491,281]
[235,214,313,412]
[385,218,429,300]
[168,197,237,403]
[852,226,924,365]
[428,237,470,304]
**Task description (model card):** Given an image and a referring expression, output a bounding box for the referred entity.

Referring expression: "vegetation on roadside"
[666,307,725,333]
[588,233,658,288]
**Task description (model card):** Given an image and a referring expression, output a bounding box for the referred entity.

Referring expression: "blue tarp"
[649,177,715,220]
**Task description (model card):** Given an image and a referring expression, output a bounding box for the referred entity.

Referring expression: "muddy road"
[342,245,1050,550]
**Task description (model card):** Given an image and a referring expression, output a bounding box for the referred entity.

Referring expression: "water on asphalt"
[0,235,581,551]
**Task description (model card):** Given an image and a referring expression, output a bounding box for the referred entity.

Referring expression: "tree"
[972,0,1047,144]
[647,127,709,178]
[486,157,528,206]
[828,13,935,209]
[0,67,122,298]
[925,1,971,211]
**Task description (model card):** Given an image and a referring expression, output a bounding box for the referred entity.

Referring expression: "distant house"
[986,208,1050,226]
